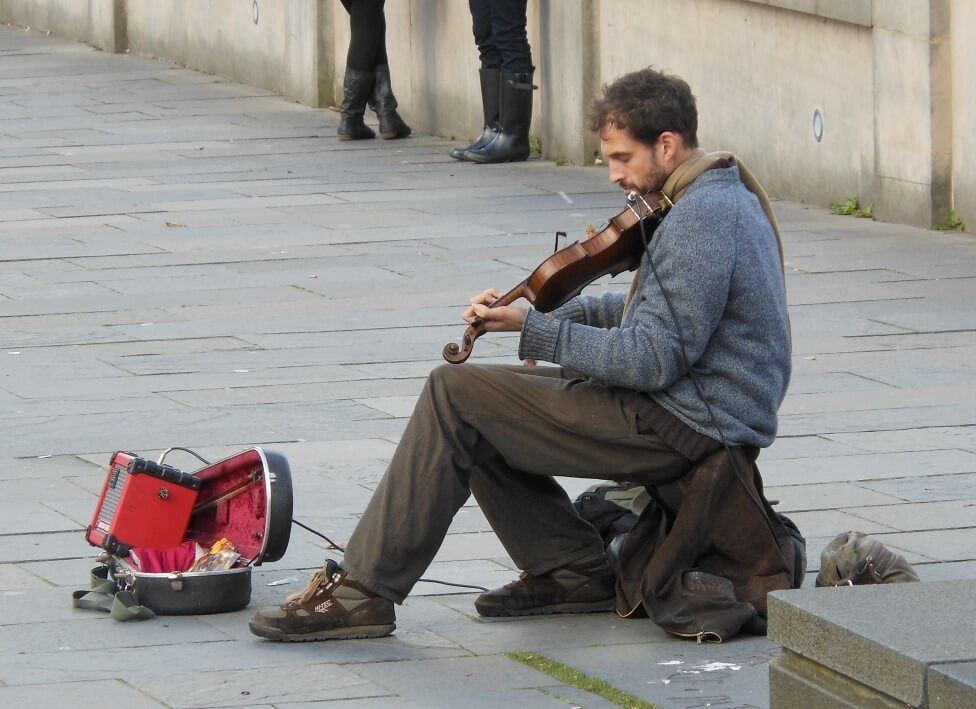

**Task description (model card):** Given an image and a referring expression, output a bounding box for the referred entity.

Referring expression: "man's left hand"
[464,303,528,332]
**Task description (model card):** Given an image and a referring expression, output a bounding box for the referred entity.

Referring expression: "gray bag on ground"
[815,530,920,587]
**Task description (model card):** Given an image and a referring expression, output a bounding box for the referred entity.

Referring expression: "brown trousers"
[342,363,700,603]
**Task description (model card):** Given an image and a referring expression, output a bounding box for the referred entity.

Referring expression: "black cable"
[289,518,490,593]
[160,447,212,466]
[634,200,786,557]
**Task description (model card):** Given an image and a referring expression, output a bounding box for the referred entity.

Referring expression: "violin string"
[637,211,787,559]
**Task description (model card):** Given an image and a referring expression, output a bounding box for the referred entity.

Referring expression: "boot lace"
[283,566,343,608]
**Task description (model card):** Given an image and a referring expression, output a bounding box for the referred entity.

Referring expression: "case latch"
[168,571,184,591]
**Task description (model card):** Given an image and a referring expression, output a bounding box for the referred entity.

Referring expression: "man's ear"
[657,131,681,161]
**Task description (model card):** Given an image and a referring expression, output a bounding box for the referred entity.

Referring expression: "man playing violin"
[250,67,793,642]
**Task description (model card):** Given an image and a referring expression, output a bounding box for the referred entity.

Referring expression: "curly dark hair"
[590,67,699,148]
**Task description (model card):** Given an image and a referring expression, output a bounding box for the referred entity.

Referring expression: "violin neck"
[493,282,527,308]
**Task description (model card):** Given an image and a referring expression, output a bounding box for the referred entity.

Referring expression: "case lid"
[186,448,293,566]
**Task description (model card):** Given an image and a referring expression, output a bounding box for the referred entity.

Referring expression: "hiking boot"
[249,560,395,641]
[475,553,615,617]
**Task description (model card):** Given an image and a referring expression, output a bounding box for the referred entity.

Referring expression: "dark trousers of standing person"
[337,0,410,141]
[341,364,704,604]
[452,0,535,163]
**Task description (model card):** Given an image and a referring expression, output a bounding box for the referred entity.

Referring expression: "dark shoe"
[450,67,501,160]
[475,553,615,617]
[465,70,535,164]
[338,68,376,141]
[249,560,395,641]
[369,64,411,140]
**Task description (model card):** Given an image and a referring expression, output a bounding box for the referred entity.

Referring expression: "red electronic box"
[86,452,202,556]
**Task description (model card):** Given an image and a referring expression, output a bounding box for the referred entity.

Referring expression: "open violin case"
[82,447,293,616]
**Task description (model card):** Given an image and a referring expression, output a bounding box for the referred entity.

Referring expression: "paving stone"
[0,562,50,591]
[859,473,976,502]
[0,502,81,534]
[345,654,561,696]
[828,426,976,455]
[781,509,895,538]
[871,528,976,562]
[0,680,164,707]
[128,663,390,707]
[847,499,976,532]
[760,436,866,460]
[765,482,904,512]
[401,594,666,656]
[545,638,779,709]
[761,449,976,486]
[0,633,470,686]
[915,560,976,582]
[287,688,583,708]
[0,615,230,654]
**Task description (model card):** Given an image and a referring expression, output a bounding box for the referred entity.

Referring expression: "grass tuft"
[934,209,966,232]
[508,651,657,708]
[829,197,873,219]
[529,134,543,156]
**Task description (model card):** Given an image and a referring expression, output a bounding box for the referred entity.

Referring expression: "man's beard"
[643,161,669,194]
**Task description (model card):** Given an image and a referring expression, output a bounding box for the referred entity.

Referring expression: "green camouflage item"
[815,531,920,587]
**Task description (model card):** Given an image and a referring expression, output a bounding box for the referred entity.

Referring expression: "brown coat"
[615,446,805,641]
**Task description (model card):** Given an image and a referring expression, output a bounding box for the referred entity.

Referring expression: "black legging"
[340,0,388,72]
[469,0,531,74]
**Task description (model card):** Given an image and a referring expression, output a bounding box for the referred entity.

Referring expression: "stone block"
[770,649,907,708]
[928,661,976,709]
[768,581,976,705]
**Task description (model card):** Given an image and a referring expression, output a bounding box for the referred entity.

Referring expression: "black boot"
[338,68,376,141]
[369,64,411,140]
[450,68,500,160]
[465,70,534,164]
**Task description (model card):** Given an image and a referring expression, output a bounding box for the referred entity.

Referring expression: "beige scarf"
[624,150,789,338]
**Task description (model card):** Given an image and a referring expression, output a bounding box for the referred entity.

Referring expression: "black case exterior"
[112,561,252,615]
[106,447,292,615]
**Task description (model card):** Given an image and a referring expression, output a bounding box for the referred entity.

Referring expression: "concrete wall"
[1,0,970,231]
[600,0,876,210]
[0,0,122,52]
[951,0,974,229]
[124,0,330,107]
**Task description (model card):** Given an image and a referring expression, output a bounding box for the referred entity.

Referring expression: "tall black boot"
[369,64,411,140]
[338,68,376,141]
[450,68,500,160]
[465,70,534,164]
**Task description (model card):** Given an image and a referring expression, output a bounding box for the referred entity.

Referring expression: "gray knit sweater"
[519,166,791,448]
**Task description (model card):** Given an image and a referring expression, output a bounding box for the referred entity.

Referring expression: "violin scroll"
[442,324,480,364]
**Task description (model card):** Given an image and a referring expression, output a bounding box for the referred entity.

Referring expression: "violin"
[443,190,674,364]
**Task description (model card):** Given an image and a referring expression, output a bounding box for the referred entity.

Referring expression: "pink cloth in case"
[130,541,197,573]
